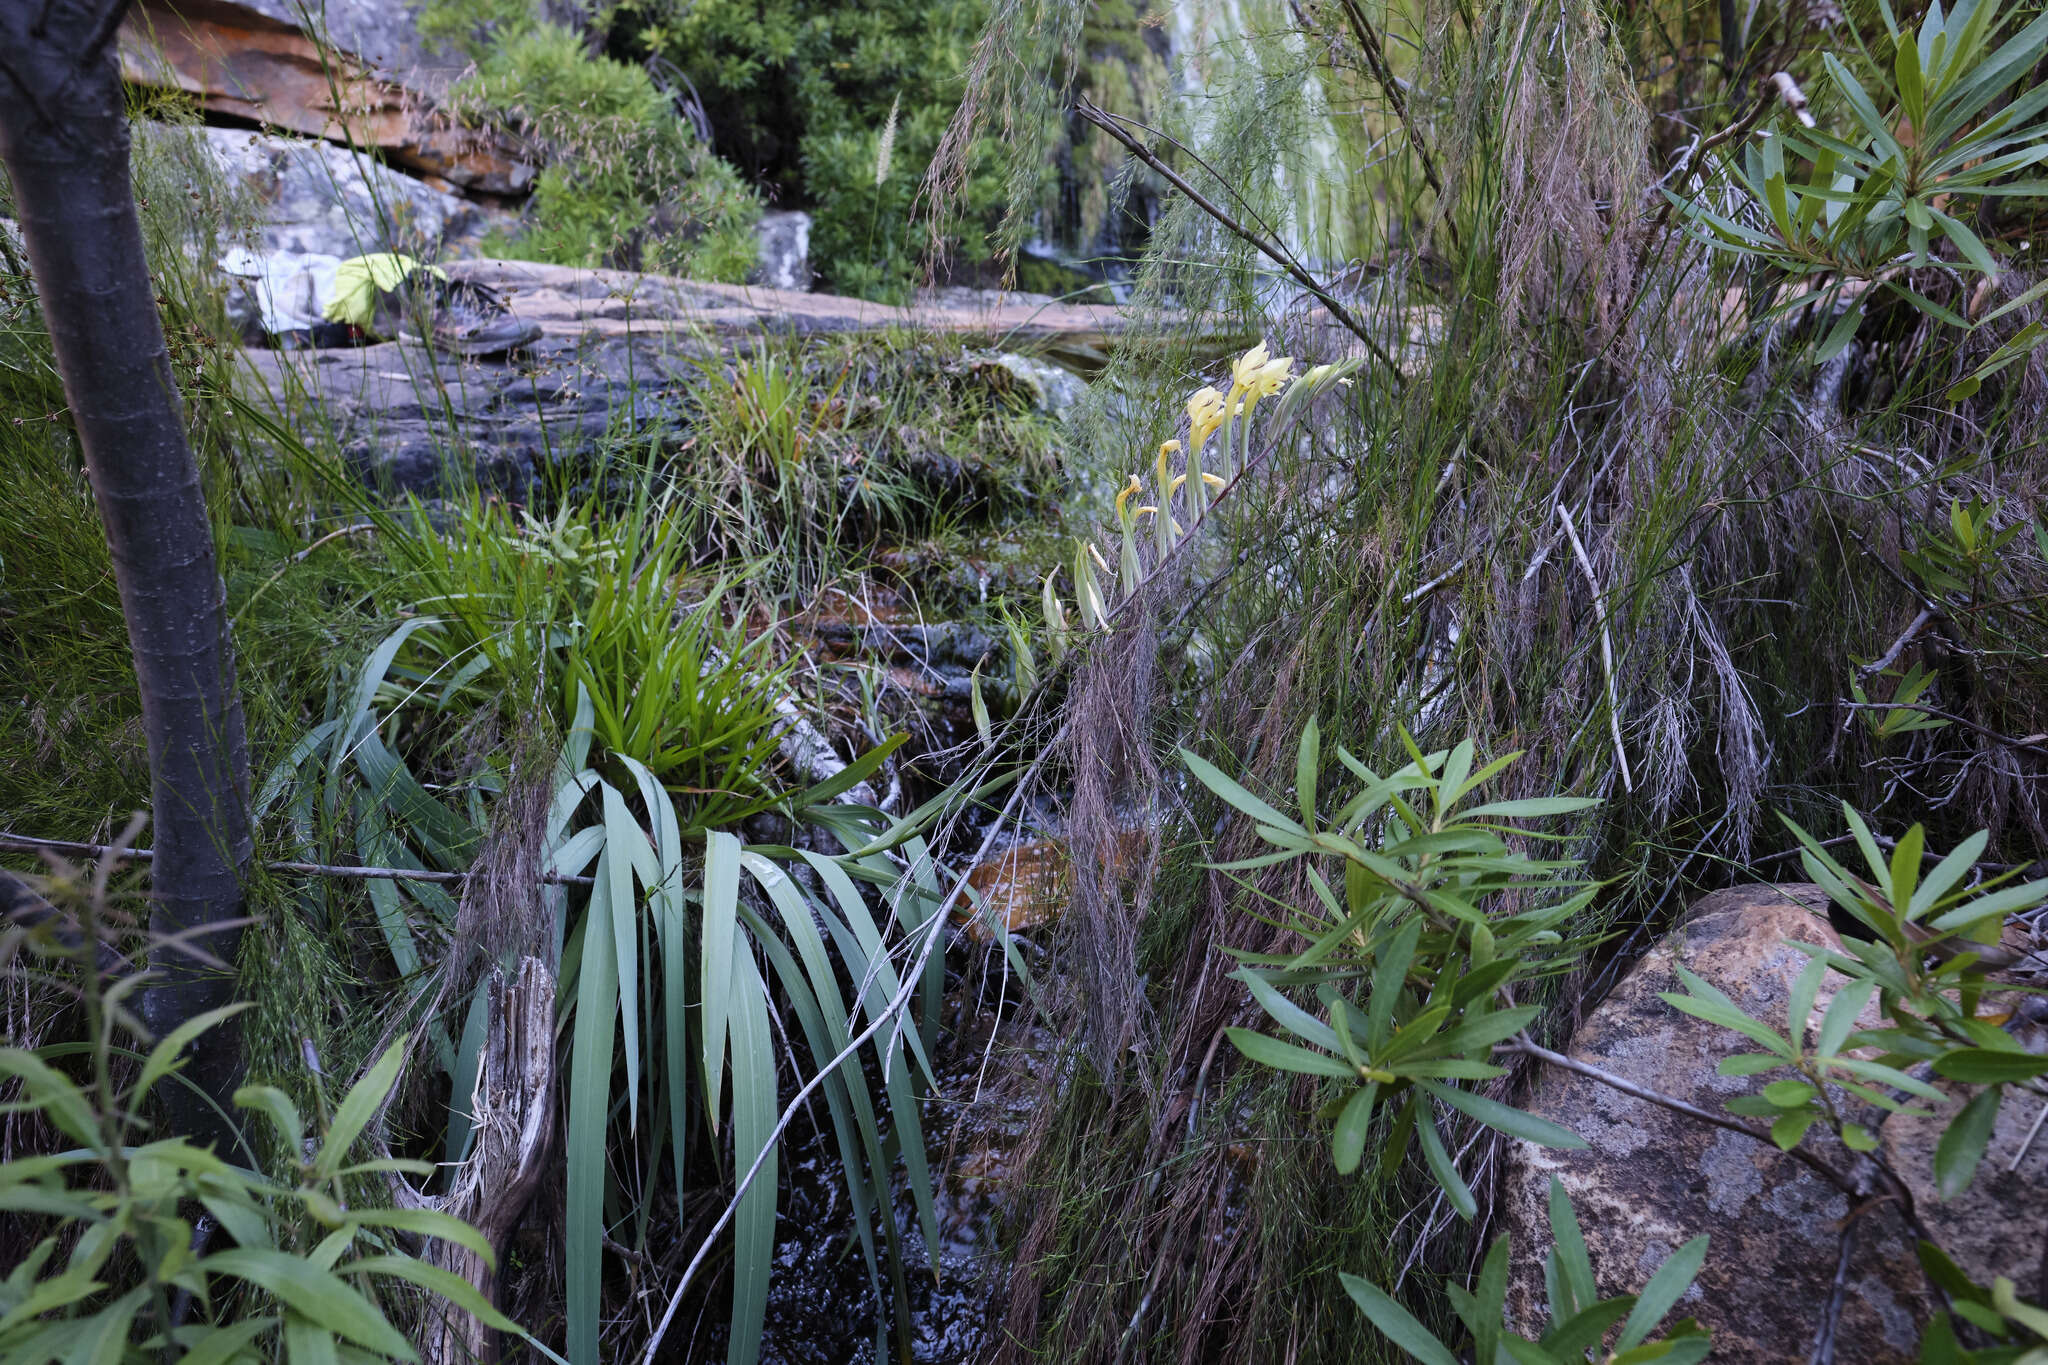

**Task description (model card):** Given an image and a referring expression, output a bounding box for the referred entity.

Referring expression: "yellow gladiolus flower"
[1115,473,1144,520]
[1230,342,1272,392]
[1186,387,1227,443]
[1247,354,1295,398]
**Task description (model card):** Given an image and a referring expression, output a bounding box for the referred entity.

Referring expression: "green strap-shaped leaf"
[344,1255,519,1330]
[1545,1175,1597,1318]
[726,945,779,1365]
[341,1209,495,1268]
[312,1037,407,1183]
[445,979,492,1167]
[353,728,479,871]
[564,847,619,1365]
[1935,1085,2002,1202]
[600,782,648,1129]
[1227,1028,1358,1079]
[1616,1236,1709,1350]
[1181,747,1307,835]
[1417,1102,1477,1220]
[740,855,885,1237]
[136,1003,252,1113]
[1237,969,1344,1054]
[702,831,744,1132]
[172,1316,278,1365]
[617,755,691,1205]
[199,1250,416,1360]
[327,617,440,792]
[1340,1273,1460,1365]
[1933,1049,2048,1084]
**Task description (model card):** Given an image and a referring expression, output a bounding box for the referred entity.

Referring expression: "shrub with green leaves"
[0,863,519,1360]
[1344,1178,1711,1365]
[1707,804,2048,1188]
[620,0,1005,299]
[445,21,760,281]
[1196,717,2048,1360]
[1673,0,2048,390]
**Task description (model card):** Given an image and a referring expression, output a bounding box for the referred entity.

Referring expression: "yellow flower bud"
[1186,387,1227,443]
[1115,473,1143,519]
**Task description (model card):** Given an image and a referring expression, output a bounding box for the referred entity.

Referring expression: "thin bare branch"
[0,831,597,888]
[1074,98,1407,386]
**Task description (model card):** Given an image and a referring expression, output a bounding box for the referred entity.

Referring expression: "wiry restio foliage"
[935,0,2048,1360]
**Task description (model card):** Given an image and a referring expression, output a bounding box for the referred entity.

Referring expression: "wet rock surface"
[1503,884,1932,1364]
[238,335,700,496]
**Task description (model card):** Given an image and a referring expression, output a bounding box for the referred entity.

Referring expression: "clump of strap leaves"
[1193,723,2048,1361]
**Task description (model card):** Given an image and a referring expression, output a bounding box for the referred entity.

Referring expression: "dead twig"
[1553,504,1634,793]
[1807,1214,1858,1365]
[1497,1038,1850,1190]
[1858,607,1935,678]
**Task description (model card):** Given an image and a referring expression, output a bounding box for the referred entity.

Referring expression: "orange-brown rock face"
[119,0,530,194]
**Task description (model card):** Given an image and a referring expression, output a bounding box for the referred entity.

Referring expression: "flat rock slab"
[444,259,1151,370]
[1503,884,1932,1363]
[236,333,700,495]
[232,262,1125,495]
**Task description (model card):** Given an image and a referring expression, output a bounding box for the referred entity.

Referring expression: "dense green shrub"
[442,19,760,280]
[424,0,1163,296]
[618,0,1008,298]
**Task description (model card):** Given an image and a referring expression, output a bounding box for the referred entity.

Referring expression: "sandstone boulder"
[1881,1080,2048,1302]
[751,211,813,294]
[198,126,501,260]
[1502,884,1932,1363]
[119,0,529,193]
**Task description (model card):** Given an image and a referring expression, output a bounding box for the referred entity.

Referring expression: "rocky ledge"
[234,259,1093,496]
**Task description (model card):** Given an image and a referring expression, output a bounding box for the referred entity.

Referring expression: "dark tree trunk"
[0,0,251,1148]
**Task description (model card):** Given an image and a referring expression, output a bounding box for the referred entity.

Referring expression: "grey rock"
[1882,1080,2048,1297]
[238,334,701,498]
[751,211,813,293]
[221,248,342,338]
[178,0,466,92]
[198,126,503,260]
[1502,885,1931,1364]
[970,350,1087,414]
